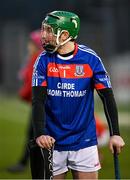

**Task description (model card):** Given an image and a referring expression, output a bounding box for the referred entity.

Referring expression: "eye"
[47,27,52,33]
[41,24,53,34]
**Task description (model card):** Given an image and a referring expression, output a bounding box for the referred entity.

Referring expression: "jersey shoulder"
[78,44,101,61]
[33,50,47,70]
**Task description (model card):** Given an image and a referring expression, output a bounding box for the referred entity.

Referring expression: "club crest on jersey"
[75,65,85,76]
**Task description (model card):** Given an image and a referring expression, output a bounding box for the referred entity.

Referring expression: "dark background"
[0,0,130,95]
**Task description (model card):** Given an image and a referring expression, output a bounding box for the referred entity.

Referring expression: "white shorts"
[53,145,101,176]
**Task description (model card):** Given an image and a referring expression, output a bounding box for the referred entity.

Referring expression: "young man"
[32,11,125,179]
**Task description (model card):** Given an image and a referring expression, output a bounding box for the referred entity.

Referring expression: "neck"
[57,41,75,54]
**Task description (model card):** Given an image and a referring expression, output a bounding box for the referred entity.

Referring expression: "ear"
[60,31,69,41]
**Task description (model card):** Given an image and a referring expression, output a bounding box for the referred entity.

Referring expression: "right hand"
[109,135,125,154]
[36,135,55,149]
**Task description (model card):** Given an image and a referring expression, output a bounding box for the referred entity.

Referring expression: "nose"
[41,30,47,39]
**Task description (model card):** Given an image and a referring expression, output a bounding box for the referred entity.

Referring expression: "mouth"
[41,40,56,53]
[41,38,49,46]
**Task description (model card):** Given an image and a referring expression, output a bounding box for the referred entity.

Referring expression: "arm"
[92,54,125,153]
[97,88,125,153]
[32,86,47,137]
[31,87,54,179]
[32,87,55,149]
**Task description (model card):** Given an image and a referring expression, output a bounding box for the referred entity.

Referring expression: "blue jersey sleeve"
[93,57,112,90]
[32,53,47,87]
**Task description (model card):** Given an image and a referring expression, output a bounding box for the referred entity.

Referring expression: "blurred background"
[0,0,130,179]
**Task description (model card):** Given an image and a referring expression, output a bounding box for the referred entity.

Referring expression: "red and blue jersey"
[32,44,111,151]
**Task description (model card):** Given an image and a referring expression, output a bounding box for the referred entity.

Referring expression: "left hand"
[36,135,55,149]
[109,135,125,154]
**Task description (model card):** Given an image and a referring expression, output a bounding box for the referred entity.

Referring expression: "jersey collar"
[57,43,78,60]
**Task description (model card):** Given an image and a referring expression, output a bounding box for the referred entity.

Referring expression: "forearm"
[97,88,120,136]
[32,86,47,138]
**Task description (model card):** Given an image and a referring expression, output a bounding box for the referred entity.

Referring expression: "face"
[41,24,57,52]
[41,23,70,53]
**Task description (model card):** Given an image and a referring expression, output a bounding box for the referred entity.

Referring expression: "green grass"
[0,94,130,179]
[0,94,31,179]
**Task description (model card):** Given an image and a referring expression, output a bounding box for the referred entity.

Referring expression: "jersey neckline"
[57,43,78,60]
